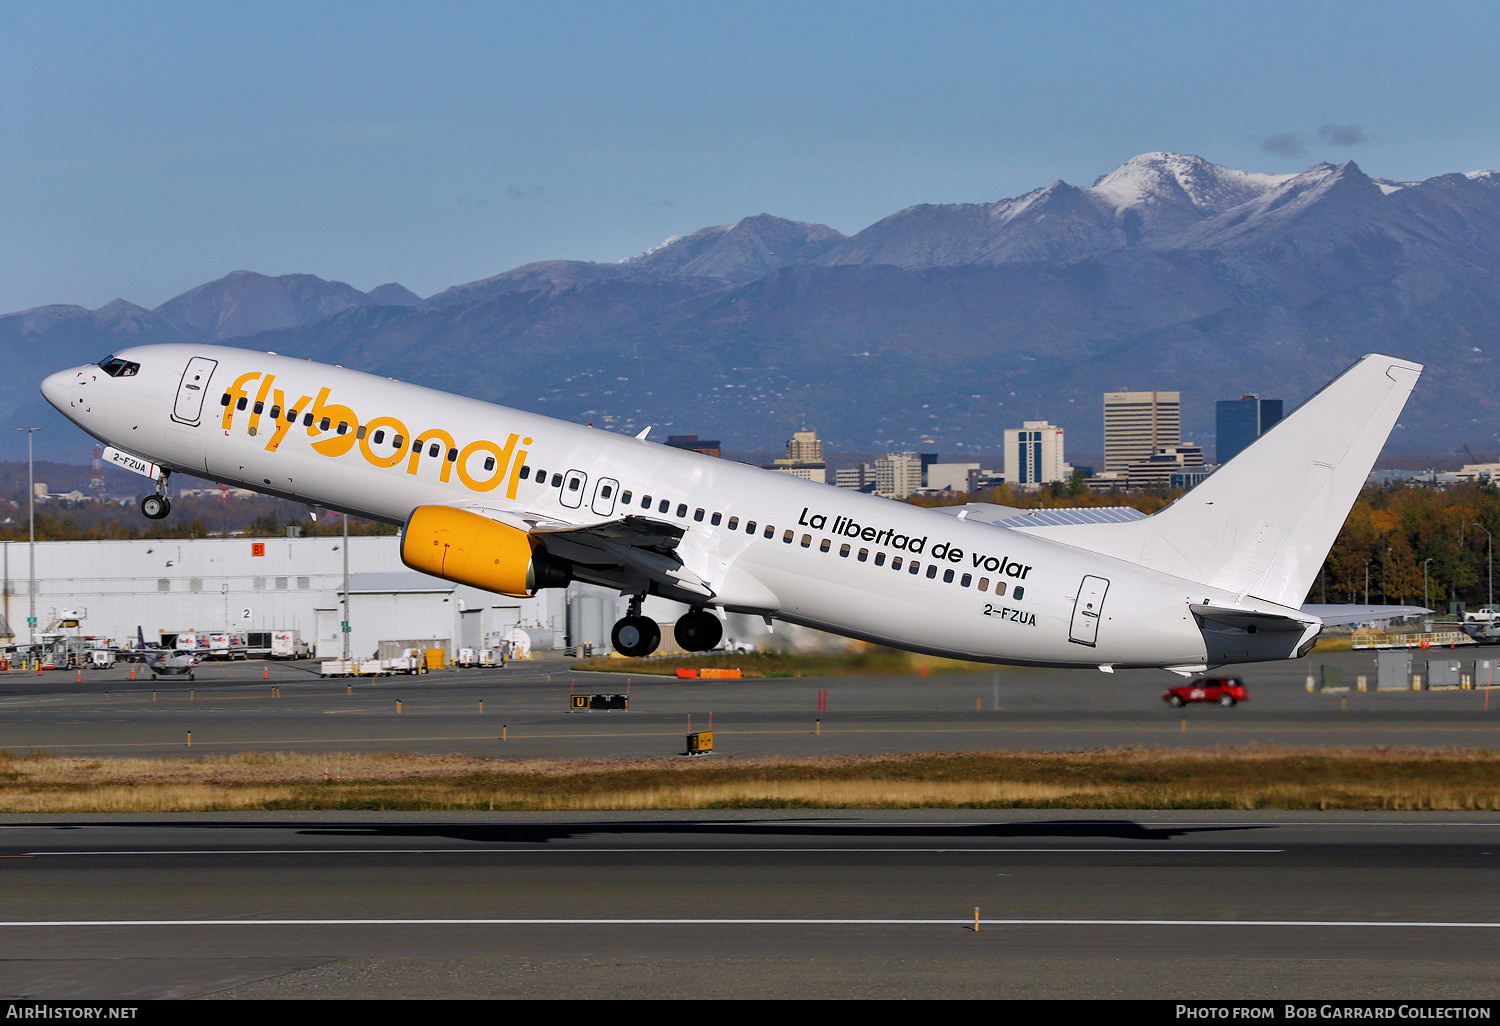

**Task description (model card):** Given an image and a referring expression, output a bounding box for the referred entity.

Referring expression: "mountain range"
[4,151,1498,465]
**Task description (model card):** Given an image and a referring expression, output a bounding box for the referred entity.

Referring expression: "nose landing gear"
[140,469,172,520]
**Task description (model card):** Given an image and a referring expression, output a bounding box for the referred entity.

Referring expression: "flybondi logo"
[220,371,533,499]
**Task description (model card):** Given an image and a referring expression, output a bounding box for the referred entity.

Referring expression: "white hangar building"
[0,534,577,658]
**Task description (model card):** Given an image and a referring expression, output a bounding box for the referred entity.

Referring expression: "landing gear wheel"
[674,609,723,652]
[141,494,171,520]
[611,615,661,657]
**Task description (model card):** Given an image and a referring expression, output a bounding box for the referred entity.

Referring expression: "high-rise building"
[769,428,827,483]
[1215,395,1283,464]
[1103,389,1181,474]
[1004,420,1071,486]
[875,453,925,499]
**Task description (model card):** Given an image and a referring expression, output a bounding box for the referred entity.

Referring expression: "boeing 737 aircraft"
[41,346,1422,674]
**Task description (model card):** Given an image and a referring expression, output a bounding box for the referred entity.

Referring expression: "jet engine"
[401,505,571,597]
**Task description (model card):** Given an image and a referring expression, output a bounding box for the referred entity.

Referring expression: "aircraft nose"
[40,367,79,411]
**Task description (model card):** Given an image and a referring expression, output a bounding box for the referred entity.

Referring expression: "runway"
[2,652,1499,998]
[2,648,1499,759]
[2,811,1499,999]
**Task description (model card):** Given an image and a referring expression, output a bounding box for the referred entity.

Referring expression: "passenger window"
[819,539,830,553]
[338,422,350,435]
[909,562,921,575]
[858,548,869,562]
[711,512,721,526]
[288,408,299,422]
[693,507,704,521]
[390,433,403,447]
[676,503,687,517]
[602,485,613,498]
[763,525,774,539]
[979,578,989,592]
[994,582,1007,596]
[659,499,670,513]
[303,413,314,426]
[960,573,971,588]
[372,430,384,444]
[551,473,562,486]
[641,494,651,507]
[356,425,367,440]
[781,530,792,544]
[839,544,850,557]
[746,521,756,533]
[253,401,264,414]
[727,517,738,530]
[568,475,580,489]
[874,552,886,566]
[927,566,938,579]
[428,443,440,457]
[621,491,632,503]
[892,557,903,571]
[270,406,281,419]
[237,397,249,411]
[943,568,954,583]
[800,534,811,547]
[484,457,496,471]
[220,394,231,406]
[321,417,332,431]
[1013,586,1025,600]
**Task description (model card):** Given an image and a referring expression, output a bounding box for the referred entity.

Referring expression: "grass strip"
[2,746,1499,813]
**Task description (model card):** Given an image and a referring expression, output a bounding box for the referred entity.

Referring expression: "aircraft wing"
[459,505,710,599]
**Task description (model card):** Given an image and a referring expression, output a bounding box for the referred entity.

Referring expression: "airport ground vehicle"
[1163,676,1248,707]
[1465,607,1500,623]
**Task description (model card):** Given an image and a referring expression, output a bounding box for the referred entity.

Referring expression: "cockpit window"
[97,355,140,377]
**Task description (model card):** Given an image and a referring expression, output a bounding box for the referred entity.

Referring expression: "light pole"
[1424,558,1434,611]
[16,428,39,645]
[1364,558,1371,605]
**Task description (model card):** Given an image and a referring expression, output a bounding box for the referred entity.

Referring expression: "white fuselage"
[43,344,1232,669]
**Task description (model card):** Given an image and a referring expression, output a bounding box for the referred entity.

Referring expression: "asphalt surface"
[0,648,1498,759]
[1,650,1498,999]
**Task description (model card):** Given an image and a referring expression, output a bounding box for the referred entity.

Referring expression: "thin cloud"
[1261,133,1306,157]
[1318,123,1366,146]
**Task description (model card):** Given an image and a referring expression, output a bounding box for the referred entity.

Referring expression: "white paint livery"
[41,345,1423,673]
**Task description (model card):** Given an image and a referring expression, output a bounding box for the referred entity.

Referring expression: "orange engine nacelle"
[401,505,572,597]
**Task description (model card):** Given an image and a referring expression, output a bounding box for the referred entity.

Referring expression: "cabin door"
[1068,575,1110,646]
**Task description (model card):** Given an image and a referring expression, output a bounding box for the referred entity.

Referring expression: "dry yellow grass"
[2,746,1498,812]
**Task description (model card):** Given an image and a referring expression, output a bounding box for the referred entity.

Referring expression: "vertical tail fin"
[1029,354,1422,606]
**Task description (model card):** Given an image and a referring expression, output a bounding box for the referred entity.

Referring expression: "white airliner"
[41,345,1422,674]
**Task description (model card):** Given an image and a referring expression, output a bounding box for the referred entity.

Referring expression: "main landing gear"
[140,470,172,520]
[611,596,661,658]
[674,607,723,652]
[609,600,725,657]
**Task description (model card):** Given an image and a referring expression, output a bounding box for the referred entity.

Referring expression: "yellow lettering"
[506,436,533,500]
[306,386,360,457]
[406,429,457,481]
[456,434,517,492]
[248,374,275,435]
[359,415,411,469]
[264,389,290,451]
[221,372,261,430]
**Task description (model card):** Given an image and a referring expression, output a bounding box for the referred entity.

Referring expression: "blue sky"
[3,0,1498,312]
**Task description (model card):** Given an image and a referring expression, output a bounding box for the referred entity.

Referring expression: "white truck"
[1465,607,1500,623]
[269,630,311,659]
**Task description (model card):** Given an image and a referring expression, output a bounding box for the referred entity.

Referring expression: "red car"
[1163,676,1248,708]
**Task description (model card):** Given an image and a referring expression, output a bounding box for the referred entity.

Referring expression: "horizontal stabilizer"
[1300,604,1430,627]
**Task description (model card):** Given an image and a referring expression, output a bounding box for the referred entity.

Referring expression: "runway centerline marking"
[19,846,1286,857]
[2,917,1497,929]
